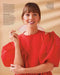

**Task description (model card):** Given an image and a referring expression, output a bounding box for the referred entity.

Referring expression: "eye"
[33,13,37,16]
[25,13,30,16]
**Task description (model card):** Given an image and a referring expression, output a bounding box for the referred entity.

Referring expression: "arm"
[14,41,24,66]
[24,62,54,73]
[10,62,54,74]
[10,30,24,67]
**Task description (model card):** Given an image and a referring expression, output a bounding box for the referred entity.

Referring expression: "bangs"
[21,2,41,19]
[24,5,39,13]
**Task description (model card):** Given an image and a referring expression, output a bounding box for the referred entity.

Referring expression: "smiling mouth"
[28,22,35,24]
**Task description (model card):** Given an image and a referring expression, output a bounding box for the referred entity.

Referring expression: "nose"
[29,15,33,19]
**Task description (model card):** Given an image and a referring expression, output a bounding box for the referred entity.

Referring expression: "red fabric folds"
[1,42,15,67]
[39,32,60,67]
[1,30,60,75]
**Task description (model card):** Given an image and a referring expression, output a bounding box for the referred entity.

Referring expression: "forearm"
[14,42,24,66]
[24,62,53,74]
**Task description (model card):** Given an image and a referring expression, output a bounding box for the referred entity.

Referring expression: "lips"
[28,21,35,24]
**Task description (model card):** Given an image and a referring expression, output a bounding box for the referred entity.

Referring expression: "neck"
[25,25,38,35]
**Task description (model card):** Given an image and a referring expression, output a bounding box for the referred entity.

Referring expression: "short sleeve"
[1,42,15,67]
[39,31,60,67]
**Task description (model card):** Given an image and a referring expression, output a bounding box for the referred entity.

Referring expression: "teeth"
[29,22,34,24]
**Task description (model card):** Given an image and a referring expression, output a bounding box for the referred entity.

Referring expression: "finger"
[9,30,16,35]
[10,66,15,72]
[10,68,15,73]
[10,30,16,36]
[10,32,18,39]
[10,67,13,72]
[11,64,16,68]
[11,32,18,36]
[11,30,16,33]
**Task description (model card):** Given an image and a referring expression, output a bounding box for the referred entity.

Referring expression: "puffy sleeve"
[39,31,60,67]
[1,42,15,67]
[1,34,25,67]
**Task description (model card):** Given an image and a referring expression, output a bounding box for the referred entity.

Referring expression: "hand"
[9,30,19,43]
[10,64,25,74]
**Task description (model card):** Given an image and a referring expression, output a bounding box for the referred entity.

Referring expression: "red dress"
[1,30,60,75]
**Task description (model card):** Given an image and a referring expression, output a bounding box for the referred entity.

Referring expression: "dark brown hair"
[21,2,41,19]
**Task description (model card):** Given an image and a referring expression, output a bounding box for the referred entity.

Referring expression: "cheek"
[35,18,40,22]
[23,15,28,20]
[35,16,40,22]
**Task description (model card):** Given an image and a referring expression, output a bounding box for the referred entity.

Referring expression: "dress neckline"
[22,30,40,37]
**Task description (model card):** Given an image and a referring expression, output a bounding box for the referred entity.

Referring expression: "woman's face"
[23,12,40,27]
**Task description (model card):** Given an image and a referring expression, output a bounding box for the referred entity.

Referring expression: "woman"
[1,2,60,75]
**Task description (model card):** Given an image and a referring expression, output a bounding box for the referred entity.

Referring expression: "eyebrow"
[25,12,38,14]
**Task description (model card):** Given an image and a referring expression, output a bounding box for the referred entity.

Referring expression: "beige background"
[0,0,60,75]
